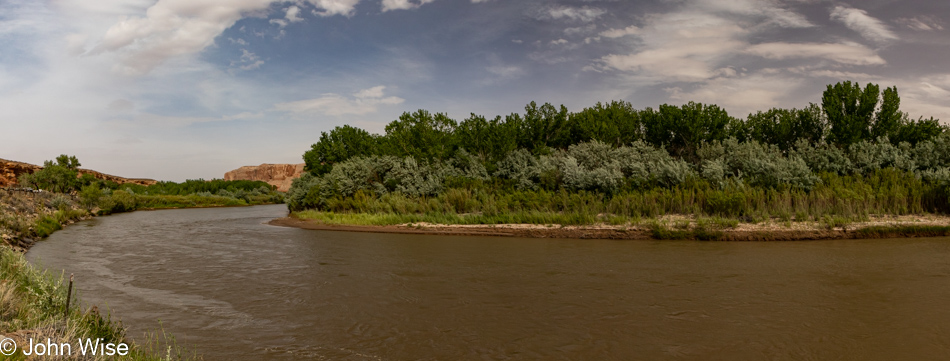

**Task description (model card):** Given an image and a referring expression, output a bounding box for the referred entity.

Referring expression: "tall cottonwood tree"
[822,81,902,146]
[384,110,457,161]
[303,125,379,175]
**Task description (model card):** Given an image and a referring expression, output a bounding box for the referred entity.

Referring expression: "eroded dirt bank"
[269,214,950,241]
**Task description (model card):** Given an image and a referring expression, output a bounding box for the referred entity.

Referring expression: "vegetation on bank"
[0,155,280,360]
[13,155,284,216]
[287,81,950,230]
[1,246,197,360]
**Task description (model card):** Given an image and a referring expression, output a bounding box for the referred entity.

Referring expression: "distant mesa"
[0,157,157,188]
[224,163,304,192]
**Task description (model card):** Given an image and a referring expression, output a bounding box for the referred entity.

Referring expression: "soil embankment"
[270,214,950,241]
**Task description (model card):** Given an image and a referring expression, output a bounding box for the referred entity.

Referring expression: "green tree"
[823,81,902,146]
[456,114,519,164]
[18,154,81,193]
[383,110,457,161]
[744,104,825,151]
[568,100,642,147]
[873,86,902,139]
[893,116,945,145]
[518,102,571,151]
[643,102,733,162]
[303,125,380,175]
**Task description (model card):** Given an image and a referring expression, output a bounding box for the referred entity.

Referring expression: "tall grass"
[293,169,948,226]
[1,247,199,360]
[94,192,273,215]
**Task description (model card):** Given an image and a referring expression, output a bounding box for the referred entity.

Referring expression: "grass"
[854,225,950,238]
[293,169,950,228]
[94,192,277,215]
[1,247,199,360]
[1,190,218,360]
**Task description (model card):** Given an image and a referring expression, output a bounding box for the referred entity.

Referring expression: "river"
[25,205,950,360]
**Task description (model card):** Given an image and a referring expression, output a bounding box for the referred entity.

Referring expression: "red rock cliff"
[0,158,156,188]
[224,163,304,192]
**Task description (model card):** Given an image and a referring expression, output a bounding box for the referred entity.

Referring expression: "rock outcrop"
[0,158,157,188]
[224,163,304,192]
[0,159,41,188]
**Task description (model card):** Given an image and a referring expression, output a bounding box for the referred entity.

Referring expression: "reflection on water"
[26,205,950,360]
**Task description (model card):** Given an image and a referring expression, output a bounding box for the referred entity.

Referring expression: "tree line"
[18,156,278,196]
[303,81,945,175]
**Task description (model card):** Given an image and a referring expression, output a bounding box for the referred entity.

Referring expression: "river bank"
[0,188,261,360]
[272,212,950,241]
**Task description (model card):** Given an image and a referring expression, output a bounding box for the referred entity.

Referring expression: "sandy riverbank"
[270,214,950,241]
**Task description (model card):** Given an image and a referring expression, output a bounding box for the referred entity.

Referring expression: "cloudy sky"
[1,0,948,181]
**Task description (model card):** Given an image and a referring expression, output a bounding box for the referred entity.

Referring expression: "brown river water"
[25,205,950,360]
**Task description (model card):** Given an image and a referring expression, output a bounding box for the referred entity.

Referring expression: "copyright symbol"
[0,337,16,356]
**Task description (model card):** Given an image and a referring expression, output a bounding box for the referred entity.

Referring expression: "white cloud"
[596,11,748,82]
[540,6,606,22]
[273,86,404,116]
[230,49,264,71]
[745,41,886,65]
[308,0,360,17]
[354,85,385,98]
[898,75,950,121]
[663,72,806,116]
[600,25,640,38]
[564,24,596,36]
[381,0,436,12]
[830,5,898,43]
[89,0,275,75]
[88,0,363,75]
[895,16,944,31]
[285,6,303,23]
[694,0,813,28]
[592,0,817,82]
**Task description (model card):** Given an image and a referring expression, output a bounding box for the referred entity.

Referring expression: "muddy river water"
[25,205,950,360]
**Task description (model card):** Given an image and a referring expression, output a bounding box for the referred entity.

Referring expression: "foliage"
[742,104,824,151]
[303,125,380,175]
[822,81,903,146]
[384,109,458,161]
[18,154,82,193]
[642,102,734,162]
[288,80,949,222]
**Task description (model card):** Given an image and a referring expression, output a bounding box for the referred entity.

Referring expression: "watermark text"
[1,337,129,357]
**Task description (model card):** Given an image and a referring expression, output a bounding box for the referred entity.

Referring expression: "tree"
[518,102,571,151]
[383,110,457,161]
[893,116,945,145]
[303,125,380,175]
[823,81,902,146]
[18,154,81,192]
[643,102,733,162]
[744,104,825,151]
[456,114,518,164]
[872,86,902,140]
[568,100,642,147]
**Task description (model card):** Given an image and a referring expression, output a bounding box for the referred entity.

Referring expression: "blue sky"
[1,0,948,181]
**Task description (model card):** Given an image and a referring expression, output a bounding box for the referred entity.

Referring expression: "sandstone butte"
[223,163,304,192]
[0,157,157,188]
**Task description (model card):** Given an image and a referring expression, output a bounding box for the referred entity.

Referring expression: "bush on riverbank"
[79,186,283,215]
[290,168,949,225]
